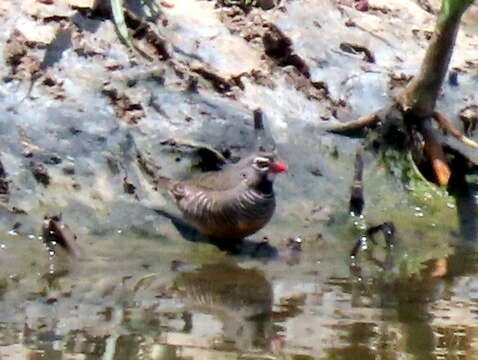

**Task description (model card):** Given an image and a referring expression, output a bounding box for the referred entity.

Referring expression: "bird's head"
[237,152,287,192]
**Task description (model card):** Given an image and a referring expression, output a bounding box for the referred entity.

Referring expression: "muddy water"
[0,200,477,360]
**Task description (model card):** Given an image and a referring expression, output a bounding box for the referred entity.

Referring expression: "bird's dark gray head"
[236,152,287,193]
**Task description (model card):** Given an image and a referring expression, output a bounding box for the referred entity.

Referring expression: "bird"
[157,152,287,239]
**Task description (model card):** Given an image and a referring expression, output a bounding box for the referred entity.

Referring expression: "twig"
[433,111,478,150]
[339,6,394,47]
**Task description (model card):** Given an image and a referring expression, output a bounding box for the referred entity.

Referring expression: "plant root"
[419,118,451,186]
[325,109,383,135]
[433,111,478,150]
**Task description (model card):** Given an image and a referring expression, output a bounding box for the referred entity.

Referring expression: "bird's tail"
[136,150,173,190]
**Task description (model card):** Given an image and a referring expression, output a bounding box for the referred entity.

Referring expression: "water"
[0,144,474,360]
[0,216,477,360]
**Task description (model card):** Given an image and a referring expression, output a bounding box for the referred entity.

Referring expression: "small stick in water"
[253,109,276,152]
[349,144,364,216]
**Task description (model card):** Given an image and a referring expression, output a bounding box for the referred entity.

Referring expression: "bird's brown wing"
[180,167,240,191]
[169,170,236,201]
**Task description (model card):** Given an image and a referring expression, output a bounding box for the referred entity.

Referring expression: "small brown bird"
[160,152,287,239]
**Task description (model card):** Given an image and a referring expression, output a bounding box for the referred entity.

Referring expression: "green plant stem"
[402,0,474,117]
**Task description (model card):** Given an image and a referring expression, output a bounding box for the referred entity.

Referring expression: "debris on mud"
[42,215,82,257]
[30,162,51,186]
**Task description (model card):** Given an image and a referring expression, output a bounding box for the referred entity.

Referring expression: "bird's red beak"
[270,160,288,173]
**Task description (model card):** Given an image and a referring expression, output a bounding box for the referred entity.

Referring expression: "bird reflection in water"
[173,262,274,351]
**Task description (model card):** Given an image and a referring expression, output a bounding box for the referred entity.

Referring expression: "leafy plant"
[327,0,478,187]
[218,0,256,6]
[110,0,133,50]
[109,0,163,51]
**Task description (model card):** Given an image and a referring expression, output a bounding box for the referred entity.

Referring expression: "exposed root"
[325,109,384,135]
[324,100,477,188]
[434,111,478,150]
[420,118,451,186]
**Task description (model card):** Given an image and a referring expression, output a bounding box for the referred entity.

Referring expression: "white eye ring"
[253,156,271,171]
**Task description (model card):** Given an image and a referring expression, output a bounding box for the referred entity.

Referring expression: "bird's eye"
[253,157,271,171]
